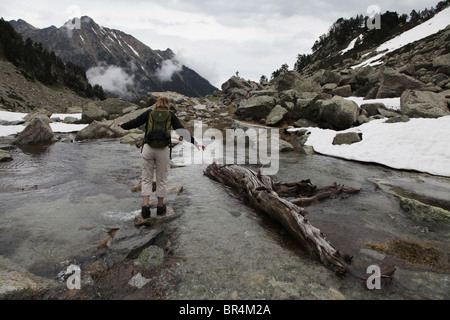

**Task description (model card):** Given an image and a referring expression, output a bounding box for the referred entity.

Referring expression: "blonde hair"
[155,97,170,109]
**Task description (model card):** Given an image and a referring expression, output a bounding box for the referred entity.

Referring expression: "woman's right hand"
[118,122,124,127]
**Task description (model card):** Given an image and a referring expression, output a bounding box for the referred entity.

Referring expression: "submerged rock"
[104,227,164,268]
[399,197,450,223]
[134,246,165,268]
[0,255,58,299]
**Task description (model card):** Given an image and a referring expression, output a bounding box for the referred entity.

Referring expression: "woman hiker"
[118,97,205,219]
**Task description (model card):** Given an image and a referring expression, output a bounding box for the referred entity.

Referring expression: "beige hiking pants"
[141,144,170,199]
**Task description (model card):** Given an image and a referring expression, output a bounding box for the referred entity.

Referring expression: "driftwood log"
[204,163,396,279]
[204,163,352,276]
[273,180,361,208]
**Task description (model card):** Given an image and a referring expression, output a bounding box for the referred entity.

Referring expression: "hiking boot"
[141,206,151,219]
[157,204,167,216]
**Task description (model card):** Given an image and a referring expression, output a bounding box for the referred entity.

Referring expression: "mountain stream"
[0,136,449,300]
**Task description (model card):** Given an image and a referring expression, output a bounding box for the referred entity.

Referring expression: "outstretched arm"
[118,110,150,130]
[171,113,206,150]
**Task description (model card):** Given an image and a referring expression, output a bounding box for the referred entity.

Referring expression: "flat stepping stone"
[134,206,179,227]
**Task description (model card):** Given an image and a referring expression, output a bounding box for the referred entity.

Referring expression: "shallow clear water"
[0,137,449,299]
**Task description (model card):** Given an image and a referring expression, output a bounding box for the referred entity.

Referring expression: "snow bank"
[0,111,87,137]
[288,116,450,177]
[0,110,27,122]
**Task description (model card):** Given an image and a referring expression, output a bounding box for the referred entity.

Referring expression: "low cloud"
[86,63,135,98]
[155,59,182,82]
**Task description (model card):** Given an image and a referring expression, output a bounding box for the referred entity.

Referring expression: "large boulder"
[75,120,119,141]
[13,115,56,145]
[289,92,320,121]
[376,68,426,98]
[97,98,140,119]
[400,90,450,118]
[319,97,360,130]
[81,102,108,123]
[274,71,321,92]
[331,84,352,97]
[75,107,149,141]
[221,76,254,93]
[235,95,277,120]
[266,105,288,126]
[320,70,341,85]
[360,102,385,117]
[432,53,450,75]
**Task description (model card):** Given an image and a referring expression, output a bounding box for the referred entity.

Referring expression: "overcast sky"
[0,0,442,88]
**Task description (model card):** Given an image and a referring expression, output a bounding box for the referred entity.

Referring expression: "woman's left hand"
[196,144,206,151]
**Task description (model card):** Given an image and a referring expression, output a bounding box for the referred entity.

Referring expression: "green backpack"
[146,110,172,148]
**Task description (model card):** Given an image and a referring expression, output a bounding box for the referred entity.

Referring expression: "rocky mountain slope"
[0,59,93,113]
[220,7,450,136]
[9,16,218,100]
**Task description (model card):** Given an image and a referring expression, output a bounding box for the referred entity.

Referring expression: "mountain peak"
[10,17,218,99]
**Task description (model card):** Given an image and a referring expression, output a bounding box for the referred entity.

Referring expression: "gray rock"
[399,197,450,223]
[377,108,399,118]
[75,120,118,141]
[250,90,278,97]
[0,255,58,299]
[401,90,450,118]
[105,227,164,268]
[357,114,370,125]
[235,95,277,120]
[290,92,320,121]
[275,71,321,92]
[62,116,79,124]
[0,149,13,162]
[128,273,151,289]
[97,98,139,119]
[332,132,362,145]
[266,105,288,126]
[319,97,360,130]
[384,115,410,123]
[279,139,294,152]
[134,246,165,268]
[293,118,318,128]
[279,89,298,103]
[322,83,338,92]
[13,116,56,145]
[320,70,341,85]
[75,107,149,141]
[360,103,384,116]
[432,53,450,69]
[221,76,254,93]
[331,84,352,97]
[120,133,144,144]
[377,68,426,98]
[81,102,108,123]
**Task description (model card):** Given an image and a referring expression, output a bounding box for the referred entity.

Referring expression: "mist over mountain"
[9,16,218,100]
